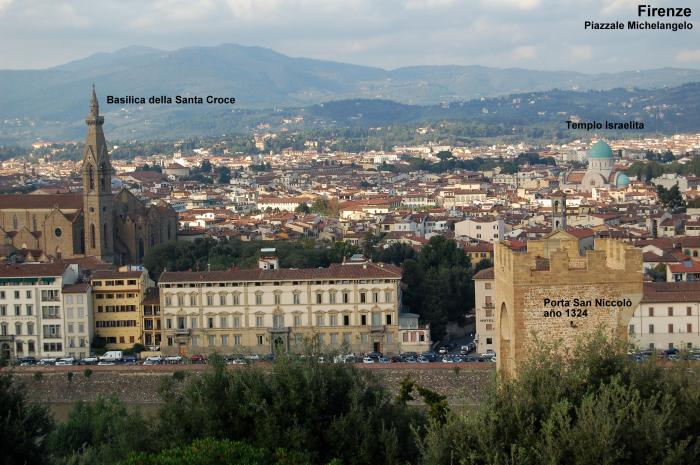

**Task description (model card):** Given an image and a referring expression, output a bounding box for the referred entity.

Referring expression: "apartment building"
[142,287,162,349]
[159,254,403,356]
[62,283,93,359]
[0,263,80,360]
[454,217,505,243]
[91,268,151,350]
[473,267,495,354]
[629,282,700,350]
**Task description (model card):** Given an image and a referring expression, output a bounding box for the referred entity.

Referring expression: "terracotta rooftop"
[642,282,700,303]
[0,193,83,210]
[62,283,90,293]
[0,262,68,277]
[473,267,494,280]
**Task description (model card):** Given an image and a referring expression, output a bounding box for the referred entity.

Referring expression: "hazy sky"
[0,0,698,72]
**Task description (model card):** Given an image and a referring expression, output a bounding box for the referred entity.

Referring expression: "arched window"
[88,165,95,191]
[90,224,96,249]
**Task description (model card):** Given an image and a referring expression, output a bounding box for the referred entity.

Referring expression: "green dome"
[588,140,613,159]
[615,172,630,188]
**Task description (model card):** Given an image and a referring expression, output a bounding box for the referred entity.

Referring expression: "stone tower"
[82,85,114,262]
[494,237,643,377]
[551,191,567,232]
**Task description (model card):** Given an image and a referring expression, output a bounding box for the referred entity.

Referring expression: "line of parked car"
[628,347,700,362]
[11,348,498,368]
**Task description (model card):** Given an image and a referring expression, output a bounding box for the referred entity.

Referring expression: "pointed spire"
[90,84,99,117]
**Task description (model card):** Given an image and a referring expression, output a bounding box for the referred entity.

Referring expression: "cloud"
[676,49,700,62]
[510,45,537,61]
[0,0,12,14]
[572,45,593,61]
[404,0,456,10]
[480,0,542,11]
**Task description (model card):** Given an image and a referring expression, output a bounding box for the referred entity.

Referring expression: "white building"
[454,217,505,243]
[0,263,80,361]
[473,267,496,354]
[62,283,93,359]
[629,282,700,351]
[159,258,406,356]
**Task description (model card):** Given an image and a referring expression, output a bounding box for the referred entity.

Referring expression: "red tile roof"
[0,262,68,277]
[0,193,83,210]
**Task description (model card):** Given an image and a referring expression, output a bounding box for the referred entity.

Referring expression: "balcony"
[175,328,190,336]
[370,325,385,333]
[483,303,494,310]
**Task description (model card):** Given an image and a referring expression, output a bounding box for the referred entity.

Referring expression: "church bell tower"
[82,85,114,262]
[551,191,567,232]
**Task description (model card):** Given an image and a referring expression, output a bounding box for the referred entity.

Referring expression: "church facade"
[0,87,177,264]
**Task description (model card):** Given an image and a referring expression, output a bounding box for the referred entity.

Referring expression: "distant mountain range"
[1,43,699,142]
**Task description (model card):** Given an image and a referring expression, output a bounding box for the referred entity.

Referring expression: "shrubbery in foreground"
[2,335,700,465]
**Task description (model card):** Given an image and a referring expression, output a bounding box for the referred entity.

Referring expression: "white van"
[100,350,123,362]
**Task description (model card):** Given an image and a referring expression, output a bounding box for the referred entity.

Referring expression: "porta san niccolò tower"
[494,193,643,376]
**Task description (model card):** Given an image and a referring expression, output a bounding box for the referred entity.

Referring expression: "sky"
[0,0,698,72]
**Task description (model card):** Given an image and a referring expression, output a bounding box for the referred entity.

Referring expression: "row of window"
[164,290,393,307]
[96,305,137,313]
[630,323,694,334]
[95,293,137,300]
[64,295,85,305]
[166,312,392,330]
[96,320,138,328]
[92,280,138,287]
[0,290,33,299]
[0,322,34,336]
[101,336,136,344]
[161,279,396,289]
[643,306,694,317]
[0,304,34,316]
[166,332,394,347]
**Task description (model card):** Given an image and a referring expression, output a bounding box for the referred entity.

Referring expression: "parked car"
[144,355,163,365]
[378,357,390,364]
[362,356,375,364]
[122,354,139,365]
[190,354,207,364]
[438,346,449,355]
[367,351,383,360]
[228,357,246,365]
[97,361,115,366]
[17,356,37,366]
[38,358,57,366]
[417,356,430,363]
[164,355,183,364]
[81,357,99,365]
[55,357,76,366]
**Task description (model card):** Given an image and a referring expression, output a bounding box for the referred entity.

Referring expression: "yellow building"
[91,268,151,350]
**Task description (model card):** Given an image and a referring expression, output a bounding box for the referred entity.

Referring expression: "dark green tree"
[657,184,686,212]
[0,374,54,465]
[215,166,231,184]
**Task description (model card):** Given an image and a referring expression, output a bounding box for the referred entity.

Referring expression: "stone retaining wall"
[6,364,495,406]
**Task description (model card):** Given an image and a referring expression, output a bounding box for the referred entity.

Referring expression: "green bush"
[157,356,423,465]
[420,333,700,465]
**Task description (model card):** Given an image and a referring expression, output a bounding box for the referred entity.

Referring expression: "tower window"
[90,224,96,249]
[88,165,95,191]
[54,228,62,237]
